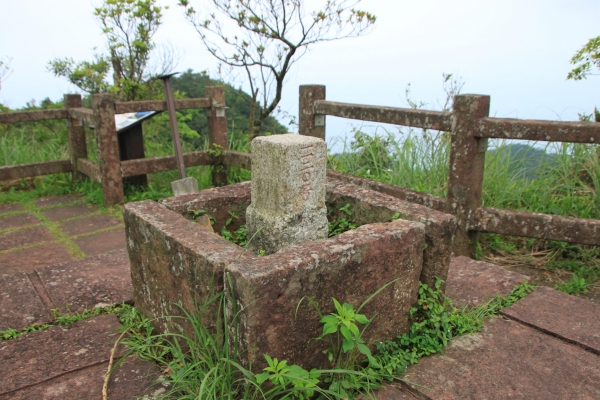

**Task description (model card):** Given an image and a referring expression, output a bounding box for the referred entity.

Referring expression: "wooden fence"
[1,84,599,255]
[293,85,600,255]
[0,87,228,205]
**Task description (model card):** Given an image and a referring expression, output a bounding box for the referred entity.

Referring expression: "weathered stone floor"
[2,195,600,399]
[375,257,600,399]
[0,195,160,398]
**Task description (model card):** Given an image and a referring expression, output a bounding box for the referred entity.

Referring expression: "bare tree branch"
[179,0,375,137]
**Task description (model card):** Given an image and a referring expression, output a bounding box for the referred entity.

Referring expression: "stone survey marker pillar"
[246,134,328,254]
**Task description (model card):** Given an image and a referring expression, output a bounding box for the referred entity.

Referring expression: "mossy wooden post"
[299,85,326,140]
[206,86,229,187]
[92,93,124,205]
[447,94,490,257]
[64,94,87,182]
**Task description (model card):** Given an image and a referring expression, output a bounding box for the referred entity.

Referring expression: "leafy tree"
[568,36,600,81]
[165,69,287,149]
[567,35,600,122]
[178,0,376,138]
[48,0,170,101]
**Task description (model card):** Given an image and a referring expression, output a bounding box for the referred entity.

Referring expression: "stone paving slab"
[41,203,95,222]
[36,249,133,314]
[0,203,25,215]
[61,214,122,236]
[0,243,73,275]
[34,194,83,209]
[0,273,52,330]
[501,286,600,355]
[0,314,125,395]
[74,228,127,256]
[1,356,164,400]
[0,226,54,252]
[356,385,417,399]
[403,317,600,399]
[446,256,530,306]
[0,213,40,231]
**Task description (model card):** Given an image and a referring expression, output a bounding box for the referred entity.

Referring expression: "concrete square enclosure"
[124,178,455,371]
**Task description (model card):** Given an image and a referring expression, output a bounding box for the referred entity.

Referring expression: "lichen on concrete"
[246,134,328,254]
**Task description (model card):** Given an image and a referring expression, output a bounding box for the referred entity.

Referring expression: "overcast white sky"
[1,0,599,144]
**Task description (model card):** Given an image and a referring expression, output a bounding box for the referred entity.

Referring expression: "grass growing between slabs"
[0,304,133,341]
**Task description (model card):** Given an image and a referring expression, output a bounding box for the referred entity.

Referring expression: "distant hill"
[171,70,287,147]
[487,143,559,180]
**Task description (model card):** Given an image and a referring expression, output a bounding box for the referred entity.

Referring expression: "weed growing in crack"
[0,303,135,341]
[328,204,358,237]
[374,279,537,377]
[556,274,591,294]
[220,211,248,246]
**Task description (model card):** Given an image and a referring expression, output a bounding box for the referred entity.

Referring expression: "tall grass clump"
[329,128,599,221]
[483,141,599,219]
[0,116,70,167]
[120,284,381,399]
[328,128,450,197]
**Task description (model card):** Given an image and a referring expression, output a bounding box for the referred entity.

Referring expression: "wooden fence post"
[64,94,87,182]
[206,86,229,187]
[299,85,326,140]
[447,94,490,257]
[92,93,124,205]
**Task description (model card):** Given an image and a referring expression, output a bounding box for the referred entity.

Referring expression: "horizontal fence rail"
[476,118,600,144]
[0,160,73,181]
[471,207,600,246]
[77,159,102,183]
[114,98,210,114]
[0,89,228,205]
[298,86,600,254]
[121,151,213,177]
[313,100,454,131]
[2,84,599,253]
[222,150,252,170]
[0,109,68,124]
[68,108,94,125]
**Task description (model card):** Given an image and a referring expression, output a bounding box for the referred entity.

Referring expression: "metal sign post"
[156,72,198,195]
